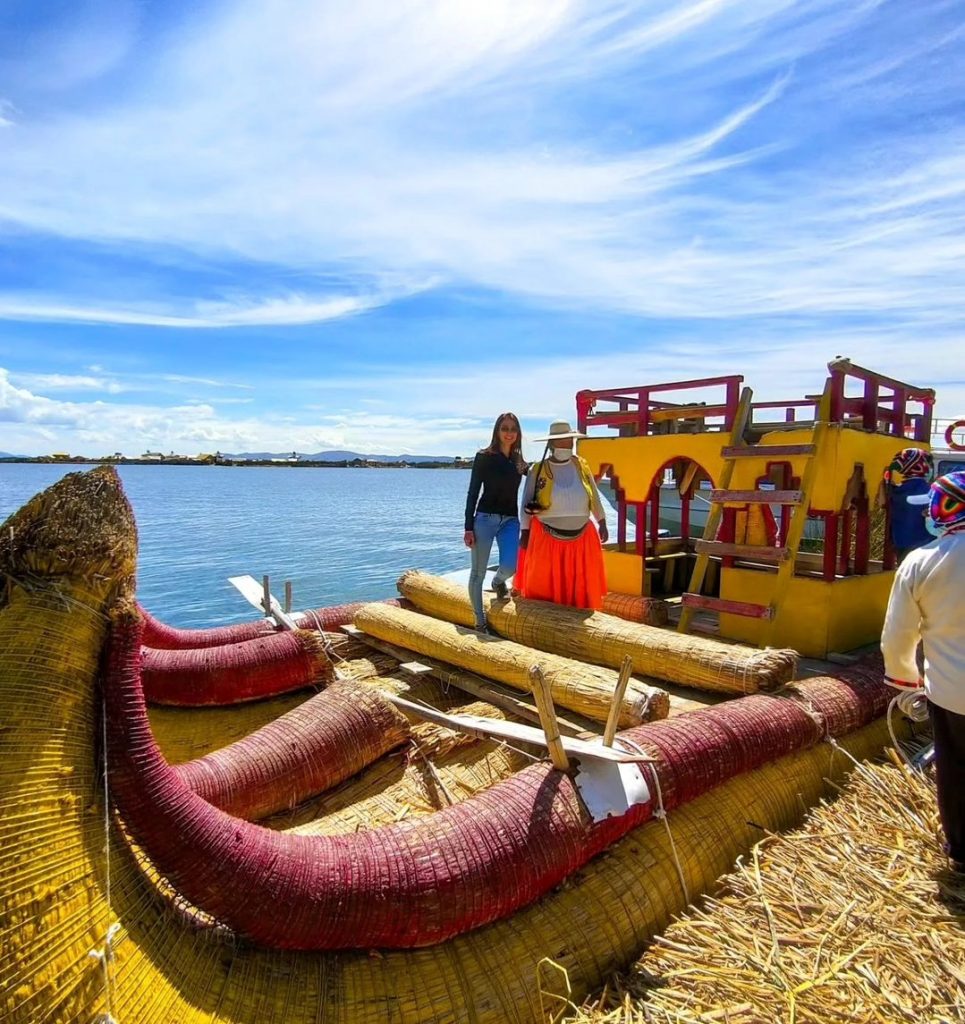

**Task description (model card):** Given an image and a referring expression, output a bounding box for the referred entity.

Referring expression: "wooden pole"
[603,656,634,747]
[284,580,293,614]
[262,575,271,618]
[528,665,570,772]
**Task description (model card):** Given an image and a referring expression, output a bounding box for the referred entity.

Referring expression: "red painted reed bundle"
[106,600,893,951]
[175,681,411,819]
[786,654,889,736]
[137,599,401,650]
[294,599,400,631]
[138,602,275,649]
[142,630,332,705]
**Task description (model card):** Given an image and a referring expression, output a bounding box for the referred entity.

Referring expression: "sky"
[1,0,964,459]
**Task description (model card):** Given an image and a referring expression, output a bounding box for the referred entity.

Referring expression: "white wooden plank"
[385,695,655,765]
[227,574,298,630]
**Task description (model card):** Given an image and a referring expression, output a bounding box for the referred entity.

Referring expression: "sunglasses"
[499,426,518,433]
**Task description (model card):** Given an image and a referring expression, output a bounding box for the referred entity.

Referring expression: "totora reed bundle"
[139,599,402,650]
[141,630,334,705]
[353,601,669,727]
[601,590,670,626]
[398,570,797,694]
[174,680,411,820]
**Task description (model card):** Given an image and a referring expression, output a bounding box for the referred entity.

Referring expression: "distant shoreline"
[0,457,469,470]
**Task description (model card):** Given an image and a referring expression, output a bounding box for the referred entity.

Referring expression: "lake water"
[0,463,473,627]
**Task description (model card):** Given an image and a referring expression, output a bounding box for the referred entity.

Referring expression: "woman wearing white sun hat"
[516,420,608,610]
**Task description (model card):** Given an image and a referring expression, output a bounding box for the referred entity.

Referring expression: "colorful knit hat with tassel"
[883,447,933,486]
[908,470,965,534]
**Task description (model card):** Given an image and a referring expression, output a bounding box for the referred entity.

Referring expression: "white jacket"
[881,531,965,715]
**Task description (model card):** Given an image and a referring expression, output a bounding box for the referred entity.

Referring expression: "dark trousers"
[929,702,965,863]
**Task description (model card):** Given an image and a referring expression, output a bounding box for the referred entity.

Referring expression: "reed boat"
[0,357,946,1023]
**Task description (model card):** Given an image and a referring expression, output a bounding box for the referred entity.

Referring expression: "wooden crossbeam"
[693,541,790,563]
[681,594,773,619]
[721,443,815,459]
[339,625,596,739]
[709,489,803,504]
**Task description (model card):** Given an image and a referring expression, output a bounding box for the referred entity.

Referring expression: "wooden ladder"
[677,383,832,637]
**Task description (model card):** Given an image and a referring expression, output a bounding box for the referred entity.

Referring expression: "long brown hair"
[482,412,526,473]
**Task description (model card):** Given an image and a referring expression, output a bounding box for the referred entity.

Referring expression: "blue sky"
[1,0,963,458]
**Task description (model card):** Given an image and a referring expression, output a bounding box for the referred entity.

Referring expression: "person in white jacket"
[881,470,965,873]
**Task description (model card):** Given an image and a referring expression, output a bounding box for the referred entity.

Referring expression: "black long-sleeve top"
[464,450,525,531]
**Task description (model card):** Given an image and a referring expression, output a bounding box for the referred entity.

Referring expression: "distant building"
[50,453,71,461]
[141,451,164,462]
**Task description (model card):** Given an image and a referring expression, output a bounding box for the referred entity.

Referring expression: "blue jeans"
[469,513,519,627]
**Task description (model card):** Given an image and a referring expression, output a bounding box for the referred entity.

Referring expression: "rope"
[616,736,690,905]
[887,689,930,770]
[88,689,119,1024]
[319,632,354,686]
[302,608,324,632]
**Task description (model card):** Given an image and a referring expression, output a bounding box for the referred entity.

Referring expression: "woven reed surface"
[570,760,964,1024]
[141,628,334,705]
[0,468,912,1021]
[355,600,670,727]
[0,465,137,588]
[601,591,670,626]
[3,630,896,1024]
[397,571,797,694]
[296,598,400,631]
[174,680,411,820]
[112,603,654,949]
[267,692,529,835]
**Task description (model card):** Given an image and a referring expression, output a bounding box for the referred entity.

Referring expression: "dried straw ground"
[566,759,965,1024]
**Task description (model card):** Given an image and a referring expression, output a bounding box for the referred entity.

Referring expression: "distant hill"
[221,450,459,464]
[0,452,24,460]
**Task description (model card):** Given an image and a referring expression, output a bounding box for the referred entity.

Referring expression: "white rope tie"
[88,690,119,1023]
[617,736,690,904]
[887,689,930,769]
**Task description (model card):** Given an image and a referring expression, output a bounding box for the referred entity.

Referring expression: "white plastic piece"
[574,759,651,822]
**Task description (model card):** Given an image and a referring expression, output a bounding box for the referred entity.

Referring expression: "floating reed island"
[0,467,914,1024]
[570,761,964,1024]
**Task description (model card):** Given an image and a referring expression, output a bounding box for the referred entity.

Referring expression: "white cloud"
[12,372,126,394]
[0,0,962,464]
[161,375,254,390]
[0,290,408,328]
[3,328,960,459]
[0,0,961,327]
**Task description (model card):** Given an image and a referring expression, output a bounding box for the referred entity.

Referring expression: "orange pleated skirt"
[516,519,607,610]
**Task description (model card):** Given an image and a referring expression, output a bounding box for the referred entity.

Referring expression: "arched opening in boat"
[597,456,716,596]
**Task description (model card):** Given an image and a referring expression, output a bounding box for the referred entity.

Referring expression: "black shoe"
[492,579,509,600]
[474,623,492,636]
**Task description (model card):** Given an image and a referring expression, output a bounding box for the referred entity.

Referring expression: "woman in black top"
[463,412,526,632]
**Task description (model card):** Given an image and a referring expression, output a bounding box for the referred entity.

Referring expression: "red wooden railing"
[826,358,934,441]
[576,359,934,441]
[576,375,743,435]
